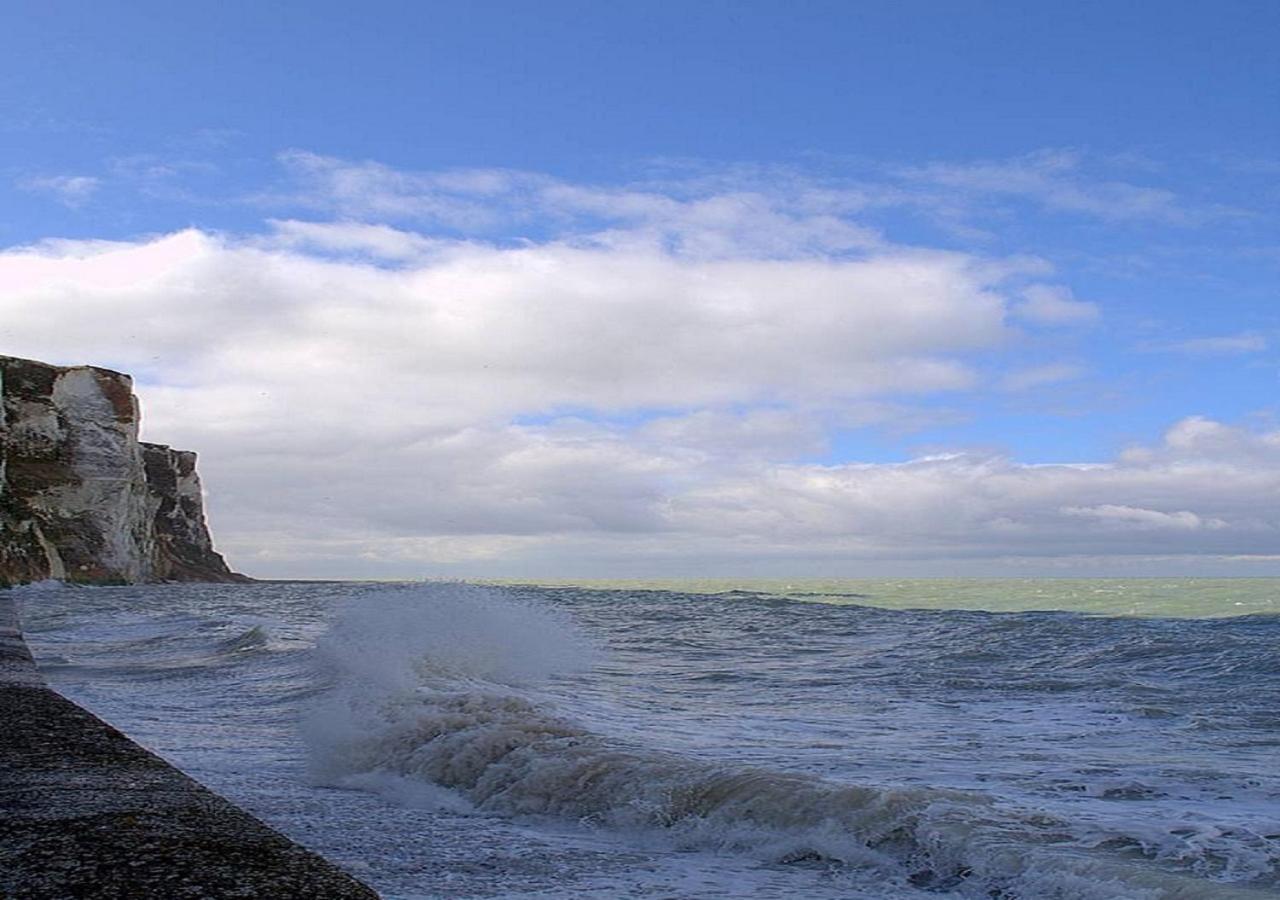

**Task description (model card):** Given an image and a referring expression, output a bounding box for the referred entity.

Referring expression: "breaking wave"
[304,583,1272,899]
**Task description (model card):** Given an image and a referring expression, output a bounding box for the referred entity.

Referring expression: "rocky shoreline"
[0,594,378,899]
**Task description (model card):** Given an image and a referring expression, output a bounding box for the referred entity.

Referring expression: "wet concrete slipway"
[0,595,379,899]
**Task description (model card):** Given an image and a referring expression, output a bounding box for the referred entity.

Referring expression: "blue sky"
[5,1,1276,171]
[2,1,1278,576]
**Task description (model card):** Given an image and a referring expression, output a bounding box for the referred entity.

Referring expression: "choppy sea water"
[14,578,1280,899]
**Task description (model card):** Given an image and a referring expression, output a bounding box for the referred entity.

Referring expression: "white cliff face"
[44,368,156,582]
[1,355,242,585]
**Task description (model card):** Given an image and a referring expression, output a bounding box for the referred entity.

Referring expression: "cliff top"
[0,353,133,384]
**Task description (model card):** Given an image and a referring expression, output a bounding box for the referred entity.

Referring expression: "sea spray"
[306,581,598,689]
[304,581,601,805]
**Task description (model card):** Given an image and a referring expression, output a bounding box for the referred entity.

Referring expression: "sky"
[1,0,1278,578]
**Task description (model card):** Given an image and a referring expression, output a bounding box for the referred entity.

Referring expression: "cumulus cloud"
[1,228,1012,418]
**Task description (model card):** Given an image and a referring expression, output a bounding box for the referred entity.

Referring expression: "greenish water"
[494,578,1280,617]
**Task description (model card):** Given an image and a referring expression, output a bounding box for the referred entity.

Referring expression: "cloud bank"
[2,160,1275,577]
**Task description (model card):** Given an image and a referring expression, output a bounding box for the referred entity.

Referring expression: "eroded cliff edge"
[0,355,246,585]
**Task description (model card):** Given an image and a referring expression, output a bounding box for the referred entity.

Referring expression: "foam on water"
[303,583,1278,899]
[16,579,1280,898]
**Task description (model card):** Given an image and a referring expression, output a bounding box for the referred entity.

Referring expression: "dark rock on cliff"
[140,442,244,582]
[0,355,246,585]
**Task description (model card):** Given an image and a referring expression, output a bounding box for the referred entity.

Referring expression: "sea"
[13,578,1280,899]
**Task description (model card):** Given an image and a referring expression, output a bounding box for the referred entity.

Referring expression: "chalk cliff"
[0,355,245,585]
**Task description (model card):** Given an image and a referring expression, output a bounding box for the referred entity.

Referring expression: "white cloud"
[264,218,453,261]
[900,149,1193,223]
[0,219,1000,574]
[1013,284,1100,325]
[1061,504,1225,531]
[999,362,1086,392]
[1152,333,1269,355]
[203,412,1280,576]
[270,152,885,260]
[0,228,1010,424]
[652,417,1278,560]
[269,150,543,229]
[17,174,101,208]
[4,158,1276,577]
